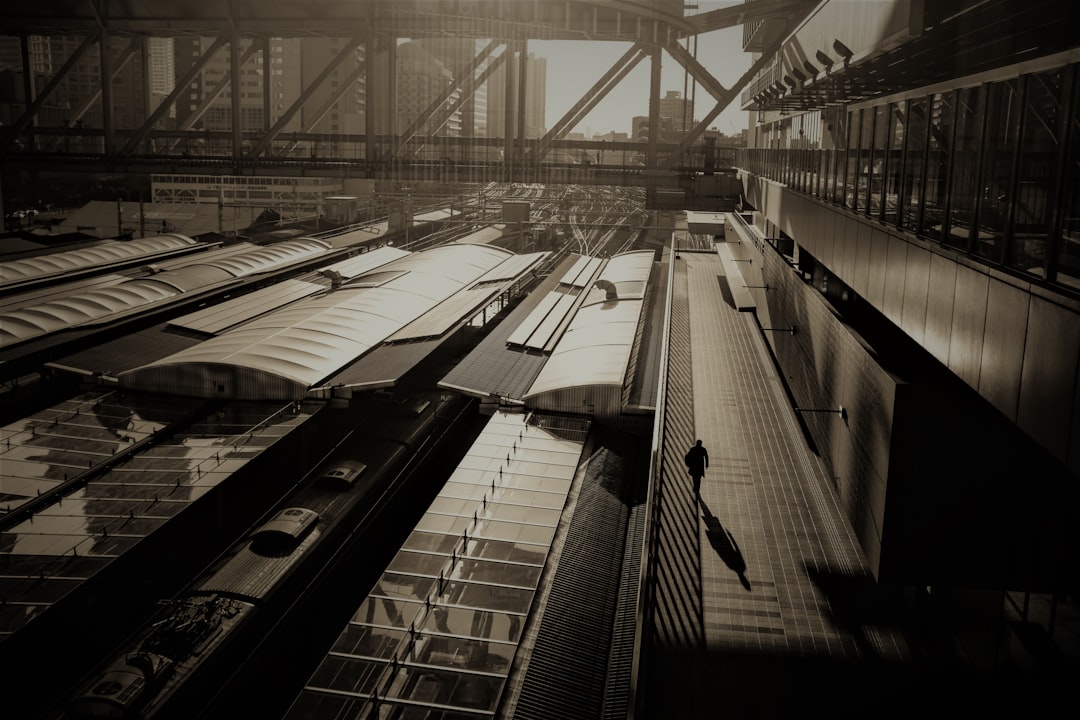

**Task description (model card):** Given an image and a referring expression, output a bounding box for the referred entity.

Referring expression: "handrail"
[626,241,677,719]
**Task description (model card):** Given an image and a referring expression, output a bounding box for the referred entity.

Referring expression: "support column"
[262,37,271,131]
[503,42,518,178]
[516,40,528,165]
[646,43,661,172]
[364,30,374,161]
[230,30,243,159]
[19,35,34,150]
[100,30,114,155]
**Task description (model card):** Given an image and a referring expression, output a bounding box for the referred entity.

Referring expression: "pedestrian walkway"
[646,249,910,717]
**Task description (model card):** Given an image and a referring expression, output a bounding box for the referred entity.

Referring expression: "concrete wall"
[742,173,1080,477]
[750,239,1074,588]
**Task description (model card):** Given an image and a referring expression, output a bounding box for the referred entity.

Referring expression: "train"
[62,393,457,720]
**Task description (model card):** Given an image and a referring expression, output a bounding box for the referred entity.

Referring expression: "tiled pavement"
[684,249,906,657]
[646,249,910,715]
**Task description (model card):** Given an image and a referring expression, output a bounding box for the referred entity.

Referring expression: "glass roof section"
[119,244,514,398]
[284,410,589,720]
[524,251,653,398]
[0,390,317,640]
[0,235,197,286]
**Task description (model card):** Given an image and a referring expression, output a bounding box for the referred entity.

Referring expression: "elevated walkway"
[646,250,911,716]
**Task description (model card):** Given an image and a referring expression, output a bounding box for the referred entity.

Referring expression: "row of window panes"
[738,63,1080,289]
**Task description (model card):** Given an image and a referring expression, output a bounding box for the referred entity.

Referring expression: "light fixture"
[794,406,847,421]
[832,39,854,64]
[803,60,819,77]
[815,50,834,73]
[791,68,807,84]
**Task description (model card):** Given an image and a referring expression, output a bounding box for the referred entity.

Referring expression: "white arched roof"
[119,243,514,398]
[0,235,197,286]
[0,238,334,349]
[524,250,653,400]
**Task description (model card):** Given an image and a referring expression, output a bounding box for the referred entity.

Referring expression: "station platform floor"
[645,247,918,717]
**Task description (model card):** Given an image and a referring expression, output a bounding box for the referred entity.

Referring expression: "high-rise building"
[486,51,546,140]
[413,38,489,139]
[658,89,694,137]
[173,36,302,133]
[146,37,174,120]
[299,37,365,136]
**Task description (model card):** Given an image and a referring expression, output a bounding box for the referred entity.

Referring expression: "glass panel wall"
[901,97,928,232]
[946,86,984,251]
[1011,69,1062,277]
[884,101,907,226]
[869,104,890,218]
[1057,69,1080,289]
[844,110,861,209]
[735,60,1078,292]
[976,79,1023,263]
[918,92,951,238]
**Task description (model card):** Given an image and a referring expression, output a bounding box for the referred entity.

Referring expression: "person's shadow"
[701,503,751,591]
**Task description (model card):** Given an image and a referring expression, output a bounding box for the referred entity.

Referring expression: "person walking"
[685,439,709,497]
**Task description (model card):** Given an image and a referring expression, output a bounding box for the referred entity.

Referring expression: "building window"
[1009,69,1063,277]
[1055,66,1080,287]
[945,86,986,251]
[976,79,1023,263]
[884,101,908,226]
[868,104,889,218]
[901,96,928,233]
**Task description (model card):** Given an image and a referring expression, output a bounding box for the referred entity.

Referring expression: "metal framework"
[0,0,816,189]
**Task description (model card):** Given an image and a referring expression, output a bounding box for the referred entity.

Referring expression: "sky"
[532,4,751,138]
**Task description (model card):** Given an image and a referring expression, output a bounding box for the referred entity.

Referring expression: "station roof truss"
[119,243,534,399]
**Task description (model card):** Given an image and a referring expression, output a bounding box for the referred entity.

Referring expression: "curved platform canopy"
[0,234,197,288]
[118,243,517,400]
[0,238,331,350]
[523,250,654,418]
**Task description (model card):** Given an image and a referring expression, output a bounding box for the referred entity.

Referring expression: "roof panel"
[389,285,501,342]
[476,251,548,284]
[526,292,580,352]
[323,245,410,278]
[288,411,588,717]
[169,279,324,335]
[120,243,519,398]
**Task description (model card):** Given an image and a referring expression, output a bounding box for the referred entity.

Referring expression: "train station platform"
[645,246,915,717]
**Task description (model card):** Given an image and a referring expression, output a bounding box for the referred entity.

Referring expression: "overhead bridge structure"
[0,0,815,196]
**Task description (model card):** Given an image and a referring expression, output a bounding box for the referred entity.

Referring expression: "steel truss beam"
[165,41,261,151]
[249,34,363,158]
[404,50,509,158]
[42,36,141,150]
[664,3,816,168]
[391,39,503,159]
[534,44,647,160]
[120,29,230,155]
[7,29,101,144]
